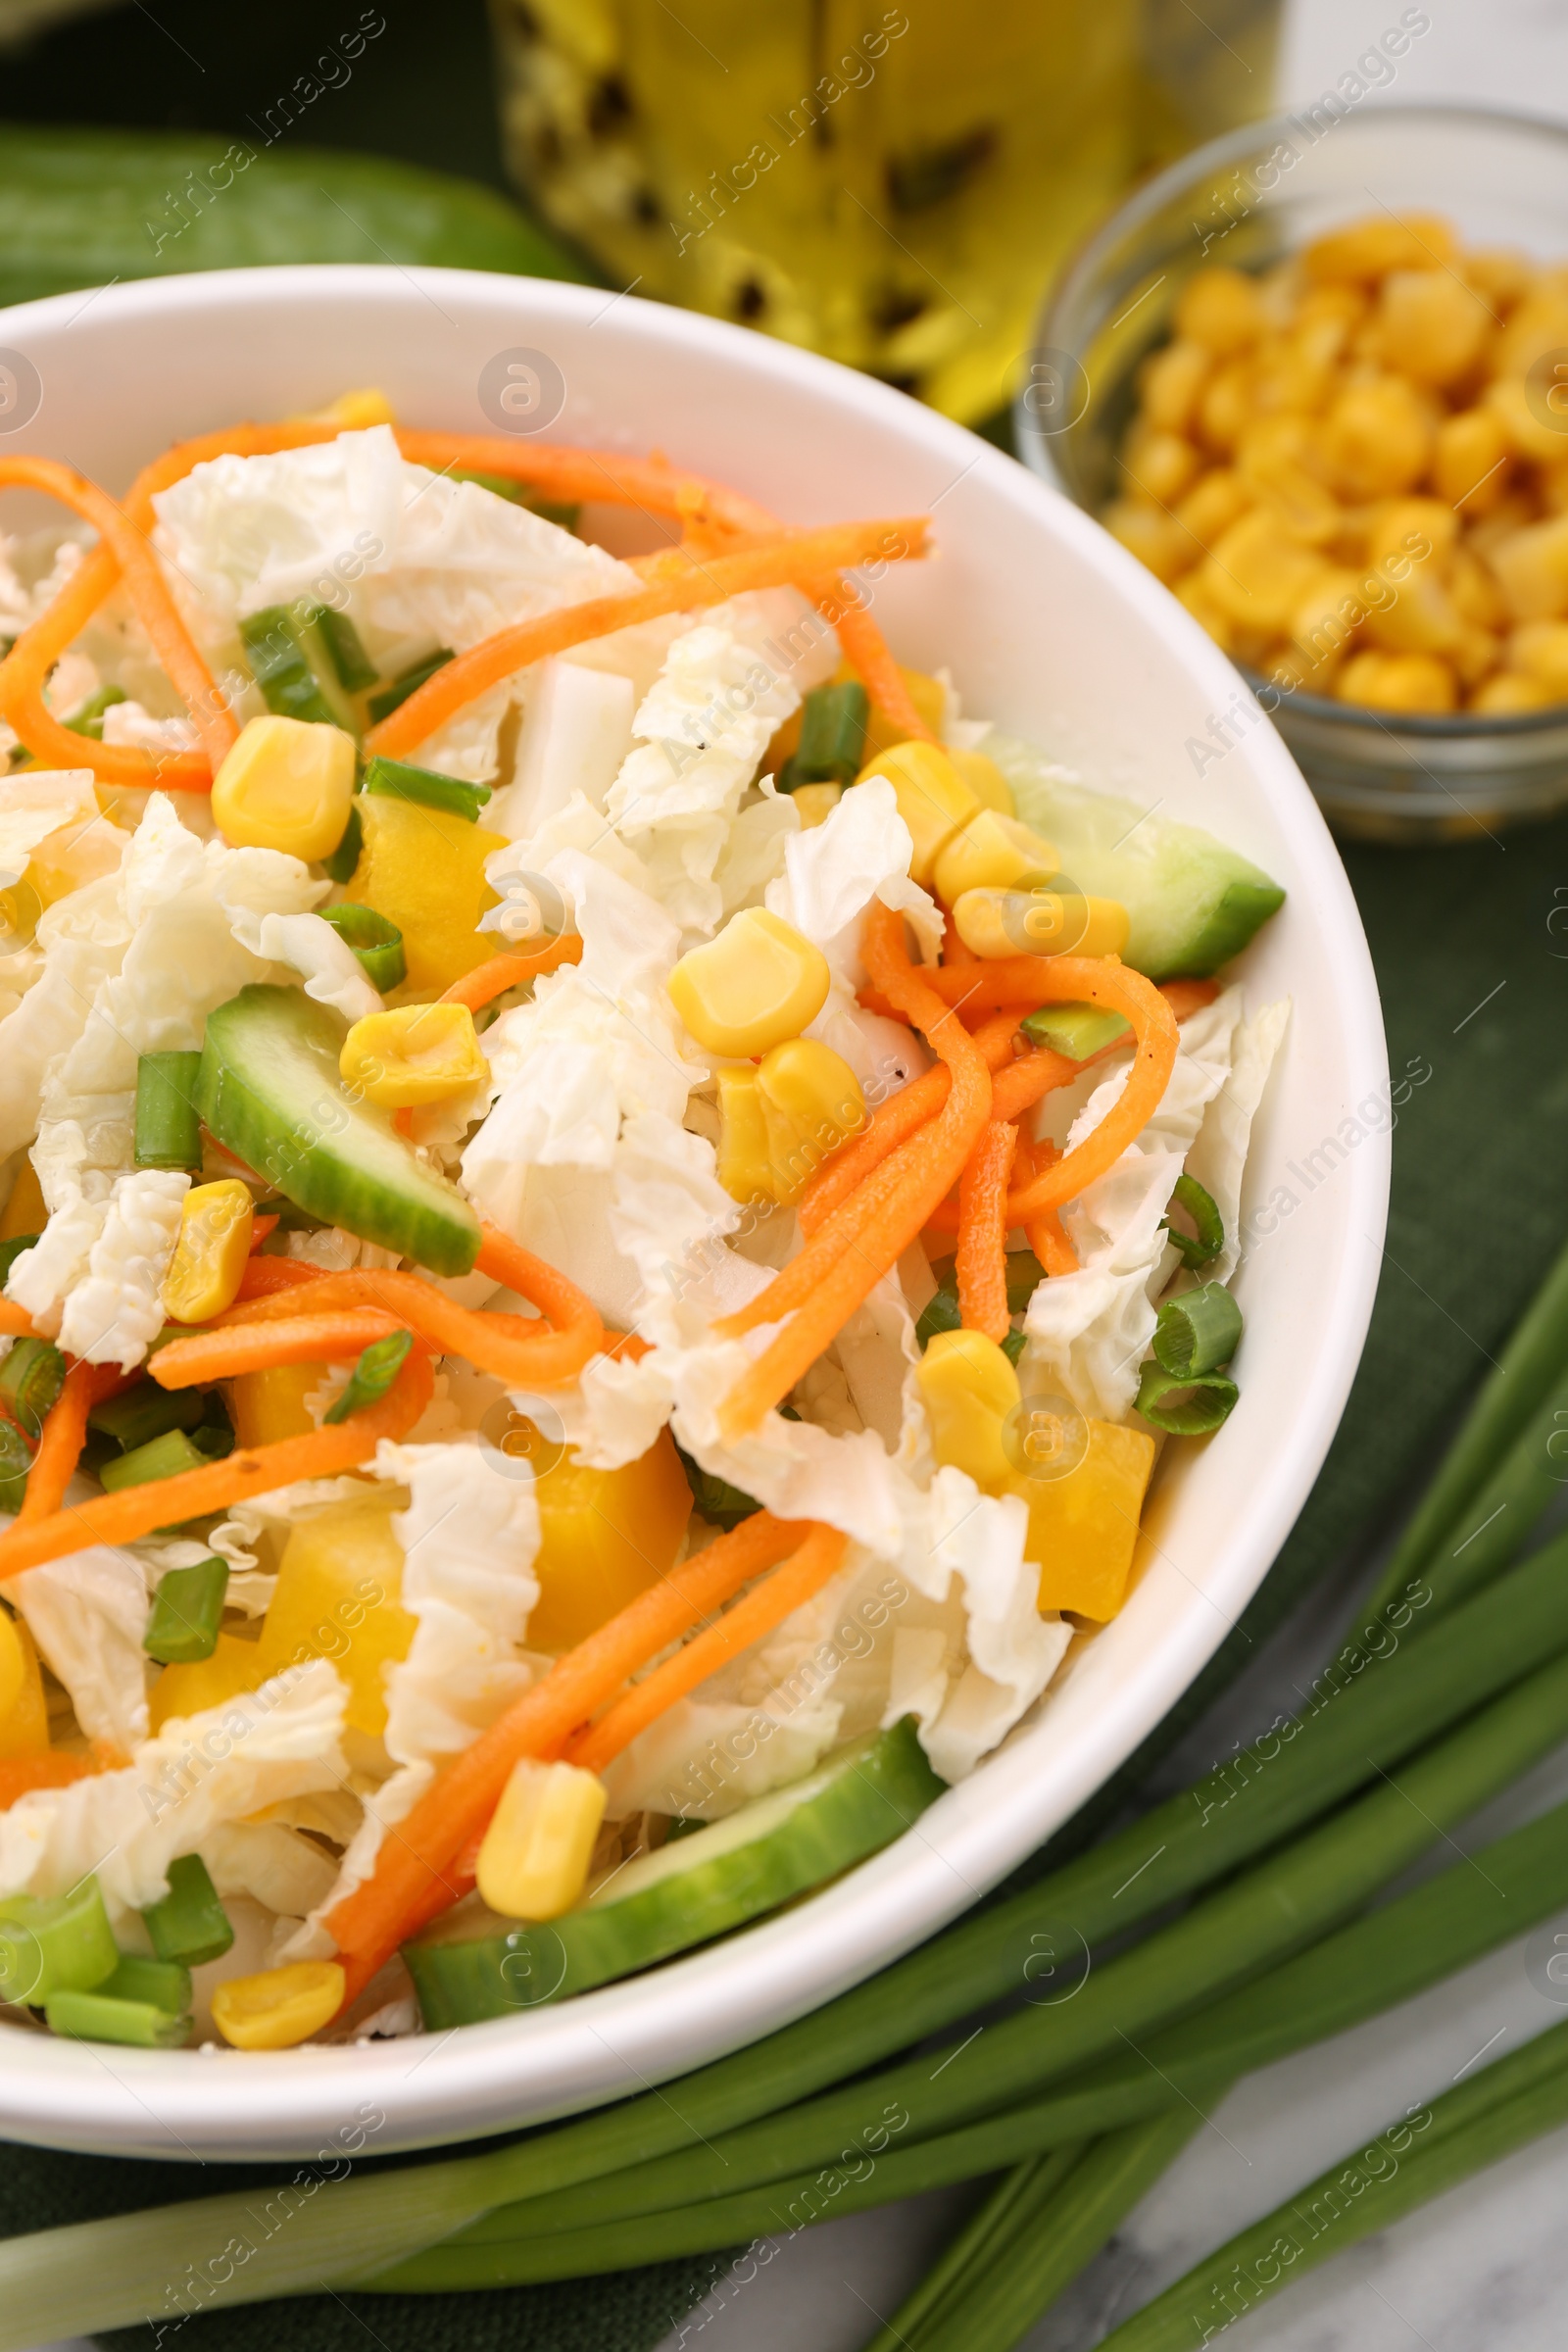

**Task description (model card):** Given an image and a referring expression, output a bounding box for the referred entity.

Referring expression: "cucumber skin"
[404,1719,946,2029]
[992,740,1286,980]
[195,986,479,1278]
[0,130,589,310]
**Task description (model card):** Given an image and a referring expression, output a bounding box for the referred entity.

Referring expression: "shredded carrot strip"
[0,1351,432,1582]
[956,1122,1017,1343]
[325,1511,813,2004]
[1014,1138,1076,1275]
[366,517,929,760]
[1160,978,1219,1021]
[150,1309,409,1388]
[393,431,777,538]
[183,1225,603,1392]
[248,1214,279,1251]
[234,1257,328,1302]
[826,587,938,745]
[437,934,582,1009]
[14,1360,122,1526]
[566,1525,848,1775]
[0,1303,36,1339]
[0,1748,114,1810]
[715,907,992,1436]
[0,456,236,774]
[799,1014,1018,1239]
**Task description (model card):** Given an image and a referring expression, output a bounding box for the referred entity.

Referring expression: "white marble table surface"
[24,5,1568,2351]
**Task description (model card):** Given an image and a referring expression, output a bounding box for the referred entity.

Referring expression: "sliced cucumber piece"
[403,1718,945,2027]
[239,605,363,735]
[195,986,480,1277]
[988,737,1285,980]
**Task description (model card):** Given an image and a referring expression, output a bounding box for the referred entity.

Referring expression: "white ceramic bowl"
[0,266,1388,2160]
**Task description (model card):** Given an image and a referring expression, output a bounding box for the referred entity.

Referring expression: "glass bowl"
[1018,103,1568,842]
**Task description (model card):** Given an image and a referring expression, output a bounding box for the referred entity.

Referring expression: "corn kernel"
[1303,213,1457,284]
[320,388,396,428]
[1486,514,1568,622]
[1509,620,1568,698]
[1449,548,1510,632]
[947,749,1014,815]
[149,1632,265,1733]
[0,1157,45,1244]
[715,1065,773,1205]
[1238,420,1340,544]
[1322,377,1434,499]
[161,1179,254,1325]
[228,1362,322,1449]
[1175,267,1264,355]
[526,1427,692,1650]
[1452,629,1500,690]
[1102,500,1195,586]
[1250,330,1336,419]
[1288,567,1363,680]
[1121,428,1200,508]
[255,1499,416,1738]
[1174,469,1251,548]
[1360,557,1463,659]
[1465,248,1535,312]
[341,1002,488,1109]
[1139,338,1210,434]
[932,808,1057,905]
[1471,671,1559,714]
[1373,270,1492,387]
[1202,511,1327,631]
[211,715,356,861]
[1485,376,1568,467]
[849,662,947,760]
[1542,458,1568,517]
[757,1039,864,1206]
[346,796,505,994]
[0,1609,46,1759]
[916,1329,1019,1488]
[953,887,1129,961]
[1494,284,1568,384]
[1006,1420,1156,1622]
[1336,651,1457,714]
[790,782,841,828]
[476,1757,607,1921]
[1196,359,1255,455]
[667,907,830,1058]
[1175,569,1237,655]
[854,741,979,887]
[212,1960,345,2050]
[1366,499,1458,578]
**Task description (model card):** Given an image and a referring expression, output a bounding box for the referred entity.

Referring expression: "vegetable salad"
[0,395,1285,2052]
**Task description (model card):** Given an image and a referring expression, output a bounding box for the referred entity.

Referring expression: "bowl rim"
[1021,97,1568,748]
[0,262,1389,2161]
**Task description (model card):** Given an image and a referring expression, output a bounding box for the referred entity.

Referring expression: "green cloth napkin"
[1,808,1565,2352]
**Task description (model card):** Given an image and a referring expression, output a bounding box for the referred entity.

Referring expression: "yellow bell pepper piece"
[228,1362,323,1449]
[476,1757,608,1920]
[0,1609,47,1759]
[855,741,978,887]
[932,809,1058,906]
[791,782,842,829]
[212,1959,346,2050]
[757,1039,864,1206]
[0,1158,45,1243]
[149,1632,266,1734]
[953,887,1130,961]
[161,1180,255,1325]
[715,1064,773,1206]
[667,908,830,1059]
[211,715,357,861]
[915,1329,1019,1490]
[255,1500,416,1739]
[527,1425,692,1652]
[345,795,506,993]
[341,1002,488,1109]
[1006,1420,1156,1623]
[849,660,947,759]
[948,748,1014,815]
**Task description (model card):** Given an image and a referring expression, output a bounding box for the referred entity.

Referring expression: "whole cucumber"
[0,125,592,308]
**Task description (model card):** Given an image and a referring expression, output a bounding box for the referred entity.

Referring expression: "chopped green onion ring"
[318,903,407,992]
[1152,1283,1243,1380]
[1136,1359,1239,1436]
[1161,1171,1224,1267]
[325,1329,414,1424]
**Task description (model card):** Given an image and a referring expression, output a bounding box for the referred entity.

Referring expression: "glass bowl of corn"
[1018,102,1568,840]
